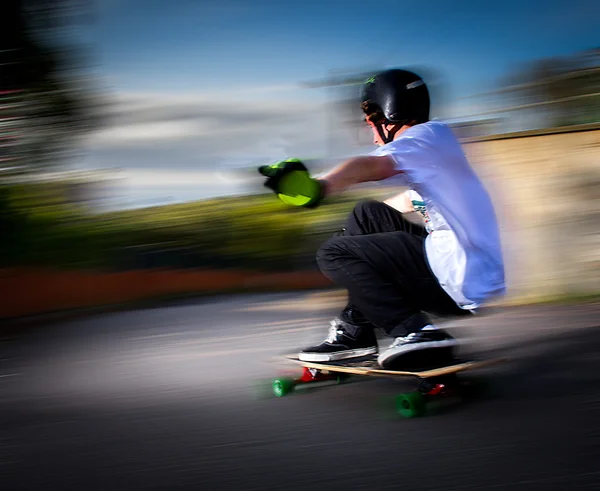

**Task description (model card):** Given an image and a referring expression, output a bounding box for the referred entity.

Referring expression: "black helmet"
[361,68,430,125]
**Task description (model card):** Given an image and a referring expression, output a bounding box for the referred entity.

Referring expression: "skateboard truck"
[299,366,338,383]
[272,366,347,398]
[418,375,459,397]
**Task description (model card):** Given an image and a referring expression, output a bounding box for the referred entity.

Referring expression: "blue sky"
[82,0,599,208]
[94,0,598,96]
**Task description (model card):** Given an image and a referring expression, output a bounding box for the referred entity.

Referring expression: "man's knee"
[316,236,346,270]
[341,199,391,236]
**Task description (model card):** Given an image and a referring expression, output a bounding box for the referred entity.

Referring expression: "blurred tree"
[1,0,103,175]
[498,48,600,128]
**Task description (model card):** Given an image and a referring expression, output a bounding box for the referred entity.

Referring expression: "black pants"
[316,200,470,337]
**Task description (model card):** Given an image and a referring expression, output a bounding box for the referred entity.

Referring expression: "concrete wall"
[461,125,600,304]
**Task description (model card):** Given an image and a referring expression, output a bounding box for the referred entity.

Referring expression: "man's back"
[372,121,506,308]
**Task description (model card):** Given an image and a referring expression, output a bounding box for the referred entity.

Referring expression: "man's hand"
[258,159,325,207]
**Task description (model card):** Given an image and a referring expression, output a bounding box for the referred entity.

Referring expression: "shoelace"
[389,332,418,348]
[325,319,344,343]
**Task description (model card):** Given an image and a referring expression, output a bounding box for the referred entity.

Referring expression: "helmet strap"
[375,122,402,144]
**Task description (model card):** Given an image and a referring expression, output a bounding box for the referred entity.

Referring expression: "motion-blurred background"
[2,2,600,490]
[1,0,599,315]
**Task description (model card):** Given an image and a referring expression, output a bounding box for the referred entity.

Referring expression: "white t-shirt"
[370,121,506,309]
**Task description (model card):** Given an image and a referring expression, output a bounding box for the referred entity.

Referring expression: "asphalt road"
[1,292,600,490]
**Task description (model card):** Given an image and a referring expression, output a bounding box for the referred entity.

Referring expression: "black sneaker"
[377,328,458,369]
[298,318,378,362]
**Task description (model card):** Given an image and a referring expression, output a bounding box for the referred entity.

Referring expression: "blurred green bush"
[0,182,376,271]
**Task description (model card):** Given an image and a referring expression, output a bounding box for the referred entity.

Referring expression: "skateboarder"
[259,68,506,368]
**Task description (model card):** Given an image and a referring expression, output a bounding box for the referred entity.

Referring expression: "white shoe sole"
[298,347,378,362]
[377,340,457,367]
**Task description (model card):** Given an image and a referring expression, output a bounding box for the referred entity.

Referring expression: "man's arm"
[318,155,401,197]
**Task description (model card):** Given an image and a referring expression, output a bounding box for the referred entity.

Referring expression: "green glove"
[258,158,324,207]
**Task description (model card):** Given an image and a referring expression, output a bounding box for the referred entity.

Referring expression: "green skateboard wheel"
[272,377,295,397]
[396,392,426,418]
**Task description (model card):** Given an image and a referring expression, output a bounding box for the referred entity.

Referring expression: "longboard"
[272,354,507,418]
[281,354,506,379]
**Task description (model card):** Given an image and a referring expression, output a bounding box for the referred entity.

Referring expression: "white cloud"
[77,85,382,204]
[89,88,324,147]
[92,120,213,143]
[120,168,252,187]
[79,85,368,205]
[111,84,306,107]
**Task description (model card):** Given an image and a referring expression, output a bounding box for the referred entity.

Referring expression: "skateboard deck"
[272,354,507,418]
[281,354,506,379]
